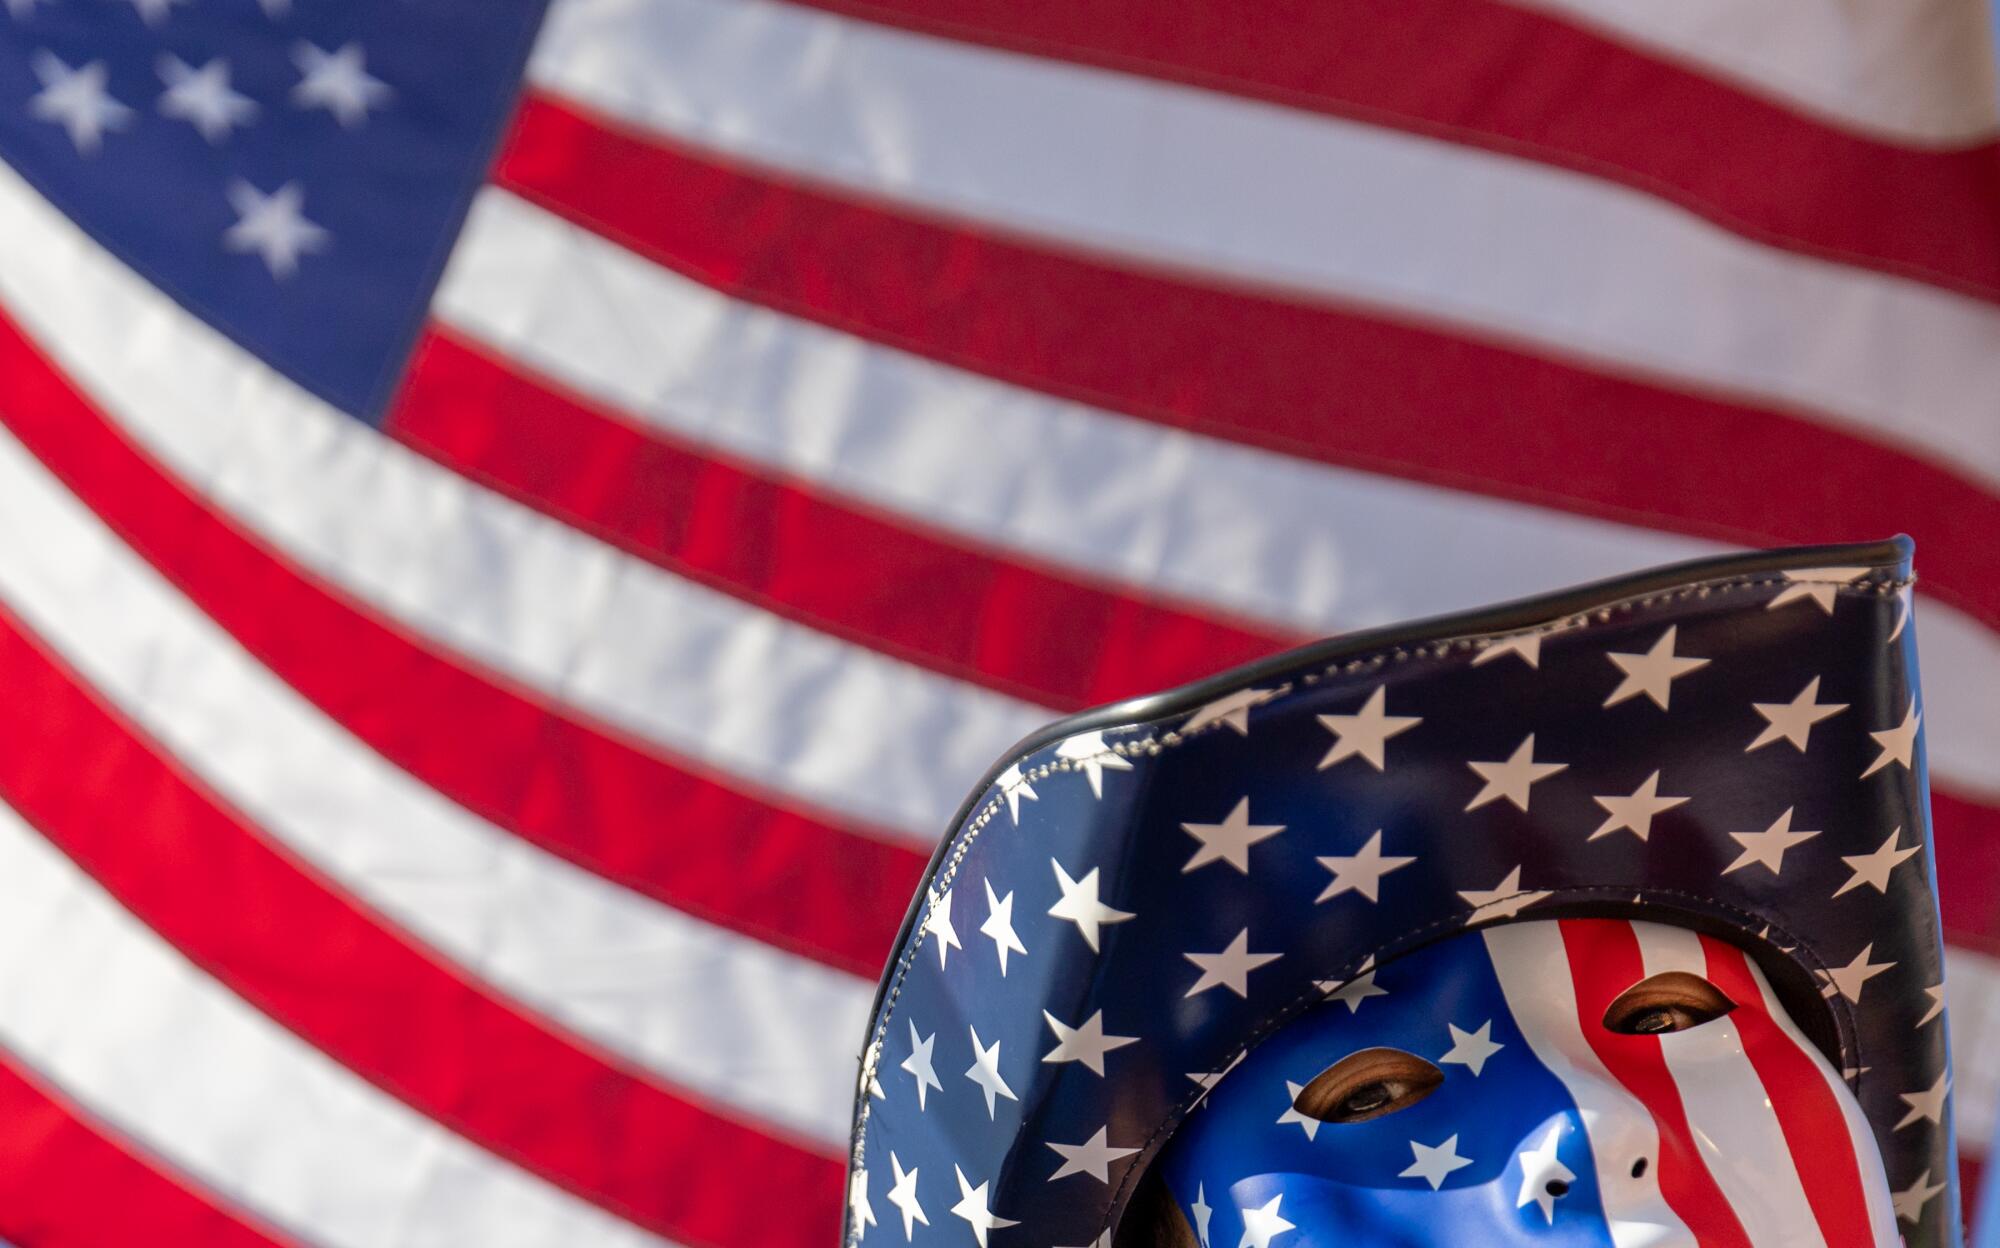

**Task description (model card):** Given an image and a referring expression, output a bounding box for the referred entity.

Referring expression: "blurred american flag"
[0,0,1996,1244]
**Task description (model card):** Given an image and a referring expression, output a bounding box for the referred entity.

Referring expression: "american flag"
[0,0,1992,1244]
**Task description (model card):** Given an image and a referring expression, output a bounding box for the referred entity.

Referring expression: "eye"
[1602,971,1735,1036]
[1293,1047,1444,1125]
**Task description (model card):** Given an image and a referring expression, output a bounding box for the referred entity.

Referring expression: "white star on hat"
[1181,797,1285,875]
[900,1021,943,1111]
[1893,1168,1947,1225]
[1401,1134,1474,1189]
[1746,676,1847,753]
[1276,1080,1320,1140]
[996,764,1038,824]
[1046,1125,1139,1183]
[980,879,1027,975]
[1834,827,1919,898]
[850,1168,877,1239]
[1821,942,1896,1003]
[1861,697,1922,779]
[1889,584,1914,643]
[1440,1020,1504,1076]
[1184,928,1281,999]
[1895,1070,1950,1130]
[1472,631,1543,668]
[1589,770,1690,842]
[1458,866,1551,924]
[1722,807,1820,877]
[1183,686,1279,736]
[886,1153,928,1238]
[1316,687,1421,771]
[964,1027,1018,1119]
[1041,1009,1137,1076]
[1238,1194,1296,1248]
[1767,567,1868,614]
[1048,859,1134,951]
[923,887,961,970]
[1320,961,1389,1013]
[1465,734,1567,813]
[950,1166,1018,1248]
[1056,731,1133,798]
[1515,1122,1575,1224]
[1314,830,1415,903]
[1603,626,1708,710]
[1919,983,1945,1027]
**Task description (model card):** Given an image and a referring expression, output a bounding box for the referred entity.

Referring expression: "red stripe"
[773,0,2000,302]
[0,306,920,981]
[0,586,842,1248]
[0,1044,298,1248]
[493,93,2000,646]
[1557,919,1753,1246]
[1698,936,1877,1245]
[387,326,1292,709]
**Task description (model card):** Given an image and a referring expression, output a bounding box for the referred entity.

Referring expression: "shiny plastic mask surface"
[1156,918,1898,1246]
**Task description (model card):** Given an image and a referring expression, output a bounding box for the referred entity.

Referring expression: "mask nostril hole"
[1545,1179,1570,1198]
[1631,1158,1649,1179]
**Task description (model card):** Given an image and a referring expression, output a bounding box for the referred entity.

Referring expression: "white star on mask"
[1237,1194,1295,1248]
[1515,1122,1575,1224]
[1440,1020,1504,1076]
[1316,686,1421,771]
[1400,1134,1474,1189]
[1276,1080,1319,1140]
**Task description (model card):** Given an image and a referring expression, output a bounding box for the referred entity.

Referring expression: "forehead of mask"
[1153,918,1898,1247]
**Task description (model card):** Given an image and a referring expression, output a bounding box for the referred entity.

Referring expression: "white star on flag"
[291,40,393,127]
[1314,830,1415,903]
[1894,1070,1950,1130]
[1277,1080,1320,1140]
[1316,686,1421,771]
[1237,1193,1295,1248]
[1181,797,1285,875]
[1722,807,1819,877]
[1861,697,1921,778]
[1767,567,1868,614]
[223,180,330,279]
[1184,928,1281,998]
[1041,1009,1137,1075]
[1400,1134,1474,1189]
[980,878,1026,975]
[1048,859,1134,951]
[1589,770,1690,842]
[1893,1168,1946,1224]
[1471,631,1543,668]
[995,763,1038,823]
[29,54,133,155]
[950,1166,1018,1248]
[923,887,960,970]
[887,1153,929,1238]
[1515,1122,1575,1224]
[1833,827,1919,898]
[1821,942,1896,1003]
[964,1026,1018,1119]
[1056,730,1133,798]
[900,1021,942,1111]
[1440,1020,1504,1076]
[1603,625,1708,710]
[1046,1125,1138,1183]
[1458,866,1551,924]
[126,0,189,25]
[1746,676,1847,752]
[156,54,259,144]
[1182,686,1279,736]
[850,1168,877,1239]
[1465,734,1567,812]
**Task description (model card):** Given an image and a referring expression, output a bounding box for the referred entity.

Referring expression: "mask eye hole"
[1294,1047,1444,1125]
[1602,971,1736,1036]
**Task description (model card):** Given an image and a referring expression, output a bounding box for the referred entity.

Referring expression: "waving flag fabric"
[0,0,1994,1244]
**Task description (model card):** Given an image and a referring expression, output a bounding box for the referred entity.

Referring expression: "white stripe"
[527,0,2000,494]
[0,797,668,1248]
[1631,924,1828,1247]
[0,155,1045,847]
[1483,922,1690,1248]
[1505,0,2000,145]
[435,189,2000,804]
[0,418,868,1149]
[1944,946,1999,1157]
[1737,942,1902,1238]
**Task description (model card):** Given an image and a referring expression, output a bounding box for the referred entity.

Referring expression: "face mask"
[1157,918,1899,1246]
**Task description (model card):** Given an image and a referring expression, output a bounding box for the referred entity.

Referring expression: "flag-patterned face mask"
[1157,917,1899,1246]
